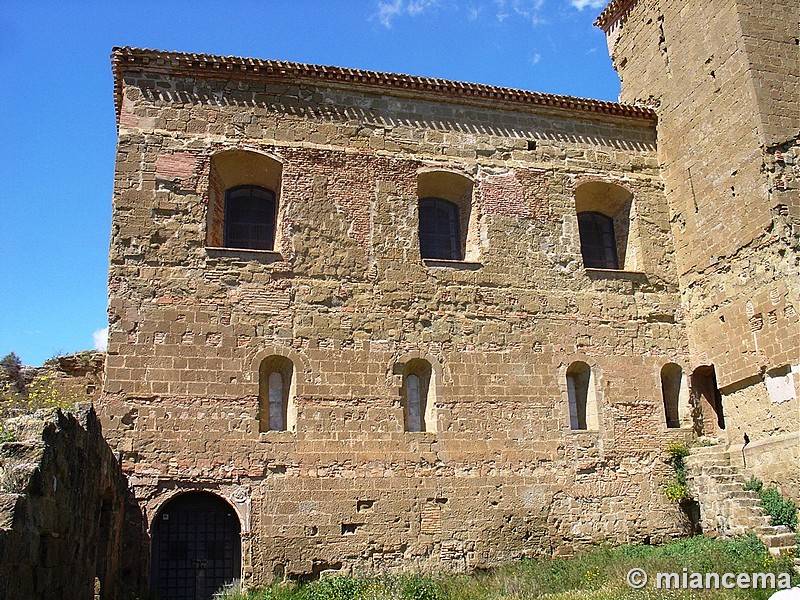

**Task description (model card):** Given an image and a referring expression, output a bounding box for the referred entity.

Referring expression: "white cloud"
[377,0,403,27]
[374,0,551,28]
[495,0,546,25]
[494,0,510,21]
[530,52,542,65]
[513,0,545,17]
[569,0,606,10]
[407,0,437,16]
[93,327,108,352]
[376,0,439,27]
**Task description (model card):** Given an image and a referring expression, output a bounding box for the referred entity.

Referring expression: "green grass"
[220,535,798,600]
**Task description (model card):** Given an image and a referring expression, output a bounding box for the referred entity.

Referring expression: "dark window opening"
[691,365,725,435]
[578,211,619,269]
[224,185,276,250]
[341,523,363,535]
[661,363,683,428]
[419,197,462,260]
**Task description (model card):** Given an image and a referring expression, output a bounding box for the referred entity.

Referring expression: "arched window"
[578,211,618,269]
[416,170,474,262]
[206,149,282,250]
[259,356,293,432]
[419,197,462,260]
[566,361,597,430]
[224,185,276,250]
[402,359,435,432]
[661,363,683,428]
[691,365,725,436]
[574,181,637,270]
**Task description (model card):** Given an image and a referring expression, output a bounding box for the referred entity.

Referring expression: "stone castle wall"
[0,406,146,599]
[601,0,799,498]
[100,59,692,584]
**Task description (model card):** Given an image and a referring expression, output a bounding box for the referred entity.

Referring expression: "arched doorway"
[151,492,241,600]
[691,365,725,436]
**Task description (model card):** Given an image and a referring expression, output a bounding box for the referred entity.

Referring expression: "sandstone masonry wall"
[102,54,692,586]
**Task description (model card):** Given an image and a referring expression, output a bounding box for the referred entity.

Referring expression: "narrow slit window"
[401,359,435,432]
[259,356,293,432]
[406,374,423,432]
[567,362,595,430]
[268,372,285,431]
[661,363,682,428]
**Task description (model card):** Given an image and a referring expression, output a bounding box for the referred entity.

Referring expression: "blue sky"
[0,0,616,366]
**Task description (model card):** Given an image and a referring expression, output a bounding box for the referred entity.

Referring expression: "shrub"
[745,477,798,531]
[24,371,76,410]
[0,352,22,380]
[220,586,300,600]
[665,441,690,480]
[743,476,763,493]
[0,370,78,416]
[302,576,371,600]
[663,441,691,501]
[759,486,798,531]
[0,421,15,444]
[664,480,690,502]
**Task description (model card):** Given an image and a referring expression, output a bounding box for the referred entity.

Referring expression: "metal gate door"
[151,492,241,600]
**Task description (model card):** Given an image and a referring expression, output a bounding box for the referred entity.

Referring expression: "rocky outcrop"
[0,405,146,599]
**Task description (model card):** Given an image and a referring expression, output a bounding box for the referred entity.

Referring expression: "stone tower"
[597,0,799,494]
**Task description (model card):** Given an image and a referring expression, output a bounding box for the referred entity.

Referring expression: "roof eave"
[594,0,638,31]
[111,46,656,129]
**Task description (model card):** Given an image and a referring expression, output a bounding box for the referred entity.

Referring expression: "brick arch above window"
[388,350,450,386]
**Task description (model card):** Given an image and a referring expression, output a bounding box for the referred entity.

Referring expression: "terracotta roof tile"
[594,0,638,30]
[111,46,655,126]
